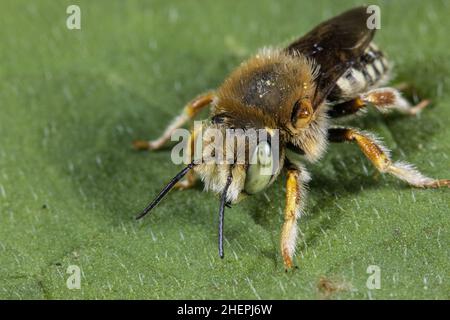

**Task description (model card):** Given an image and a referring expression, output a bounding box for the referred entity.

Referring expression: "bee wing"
[285,6,376,108]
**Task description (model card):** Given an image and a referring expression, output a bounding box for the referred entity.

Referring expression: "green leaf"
[0,0,448,299]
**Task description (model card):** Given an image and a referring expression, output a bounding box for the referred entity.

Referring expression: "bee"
[133,6,449,270]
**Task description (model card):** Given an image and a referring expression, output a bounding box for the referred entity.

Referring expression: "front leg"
[173,126,203,190]
[281,165,310,271]
[133,92,216,150]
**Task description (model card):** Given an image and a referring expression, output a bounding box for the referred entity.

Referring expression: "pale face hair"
[192,123,285,203]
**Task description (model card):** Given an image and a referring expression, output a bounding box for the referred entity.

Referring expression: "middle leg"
[328,127,450,188]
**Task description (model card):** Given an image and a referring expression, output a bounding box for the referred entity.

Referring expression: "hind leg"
[328,87,430,118]
[133,92,216,150]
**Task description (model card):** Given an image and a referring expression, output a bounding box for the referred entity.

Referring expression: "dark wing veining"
[285,6,376,108]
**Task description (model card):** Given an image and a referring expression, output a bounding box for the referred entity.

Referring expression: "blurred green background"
[0,0,449,299]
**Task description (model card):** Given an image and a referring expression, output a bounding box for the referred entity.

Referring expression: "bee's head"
[192,122,285,203]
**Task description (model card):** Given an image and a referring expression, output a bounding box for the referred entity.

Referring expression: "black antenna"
[218,174,233,259]
[136,162,195,220]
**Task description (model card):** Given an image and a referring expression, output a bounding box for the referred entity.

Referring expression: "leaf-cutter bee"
[133,6,449,270]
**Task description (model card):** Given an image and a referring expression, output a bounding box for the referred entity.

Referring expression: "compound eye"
[291,98,313,128]
[244,141,274,194]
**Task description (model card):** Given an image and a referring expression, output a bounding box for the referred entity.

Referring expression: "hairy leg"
[281,165,310,271]
[133,92,216,150]
[173,126,203,190]
[328,127,450,188]
[328,87,430,118]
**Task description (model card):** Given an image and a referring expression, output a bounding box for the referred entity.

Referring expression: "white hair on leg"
[387,161,435,187]
[285,221,299,259]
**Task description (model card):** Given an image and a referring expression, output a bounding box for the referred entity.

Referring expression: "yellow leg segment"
[281,168,307,271]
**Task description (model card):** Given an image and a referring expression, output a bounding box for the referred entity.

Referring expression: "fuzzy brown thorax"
[212,48,319,134]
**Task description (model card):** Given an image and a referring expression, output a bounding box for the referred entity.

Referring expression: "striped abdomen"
[328,43,390,102]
